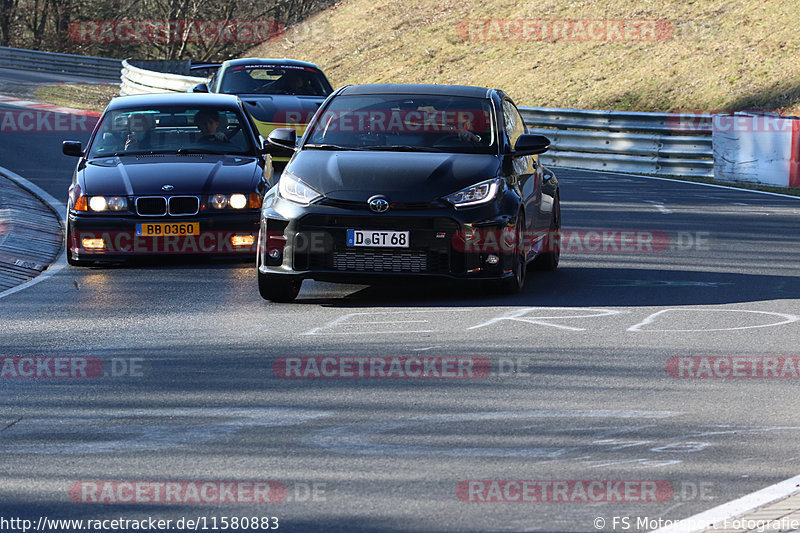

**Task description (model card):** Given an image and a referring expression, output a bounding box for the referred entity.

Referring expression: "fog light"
[486,254,499,265]
[268,248,281,259]
[82,238,105,250]
[231,234,255,247]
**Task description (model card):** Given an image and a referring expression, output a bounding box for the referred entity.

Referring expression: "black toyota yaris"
[257,83,561,301]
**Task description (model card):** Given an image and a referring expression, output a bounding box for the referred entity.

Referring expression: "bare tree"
[0,0,19,46]
[3,0,336,59]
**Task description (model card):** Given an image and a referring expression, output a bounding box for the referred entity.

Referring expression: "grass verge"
[33,84,120,114]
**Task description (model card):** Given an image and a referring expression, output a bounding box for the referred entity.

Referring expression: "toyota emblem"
[368,196,390,213]
[161,184,174,191]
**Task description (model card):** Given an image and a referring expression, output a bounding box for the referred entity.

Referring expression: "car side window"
[502,100,526,149]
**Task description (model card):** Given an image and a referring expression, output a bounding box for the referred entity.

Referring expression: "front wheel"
[531,194,561,272]
[497,215,526,295]
[258,271,301,302]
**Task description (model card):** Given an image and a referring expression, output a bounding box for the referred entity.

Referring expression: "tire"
[258,271,301,302]
[497,215,526,295]
[531,193,561,272]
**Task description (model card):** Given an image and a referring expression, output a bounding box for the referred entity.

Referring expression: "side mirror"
[62,141,83,157]
[266,128,297,152]
[513,134,550,156]
[192,83,209,93]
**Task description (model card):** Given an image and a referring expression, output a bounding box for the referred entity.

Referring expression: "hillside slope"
[249,0,800,113]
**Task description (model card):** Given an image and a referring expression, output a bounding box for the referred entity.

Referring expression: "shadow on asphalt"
[294,266,800,308]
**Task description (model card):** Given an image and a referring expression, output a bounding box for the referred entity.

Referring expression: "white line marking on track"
[643,200,673,214]
[303,309,475,335]
[628,309,800,332]
[557,167,800,200]
[469,307,628,331]
[651,473,800,533]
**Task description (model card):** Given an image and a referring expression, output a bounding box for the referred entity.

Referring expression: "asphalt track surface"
[1,86,800,533]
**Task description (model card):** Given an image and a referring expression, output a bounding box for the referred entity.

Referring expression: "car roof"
[104,93,243,111]
[223,57,322,70]
[338,84,494,98]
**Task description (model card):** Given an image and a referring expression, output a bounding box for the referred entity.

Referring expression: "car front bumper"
[257,197,533,283]
[67,212,259,262]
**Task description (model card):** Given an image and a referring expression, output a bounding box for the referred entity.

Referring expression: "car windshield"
[219,65,332,97]
[87,106,255,158]
[304,94,496,154]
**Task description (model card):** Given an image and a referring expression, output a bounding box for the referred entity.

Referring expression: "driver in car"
[194,109,229,143]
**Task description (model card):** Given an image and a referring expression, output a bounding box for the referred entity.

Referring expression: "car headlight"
[443,178,501,207]
[210,194,228,209]
[207,193,261,210]
[229,193,247,209]
[85,196,127,212]
[278,172,322,206]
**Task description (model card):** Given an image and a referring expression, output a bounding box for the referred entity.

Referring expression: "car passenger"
[124,113,154,151]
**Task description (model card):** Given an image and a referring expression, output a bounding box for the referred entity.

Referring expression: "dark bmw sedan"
[62,93,272,265]
[257,84,561,301]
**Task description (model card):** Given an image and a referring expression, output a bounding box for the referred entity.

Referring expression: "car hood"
[287,150,502,203]
[80,155,260,196]
[240,95,324,125]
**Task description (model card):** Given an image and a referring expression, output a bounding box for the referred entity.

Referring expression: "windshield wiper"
[363,145,443,153]
[176,148,232,155]
[304,143,365,151]
[91,151,152,158]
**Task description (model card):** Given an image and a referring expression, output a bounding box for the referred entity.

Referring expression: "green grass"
[33,84,120,114]
[249,0,800,115]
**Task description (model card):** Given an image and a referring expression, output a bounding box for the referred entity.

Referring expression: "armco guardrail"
[120,59,207,95]
[0,46,121,80]
[519,107,713,178]
[119,56,716,179]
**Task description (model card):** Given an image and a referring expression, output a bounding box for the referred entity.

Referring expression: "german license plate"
[136,222,199,237]
[347,229,409,248]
